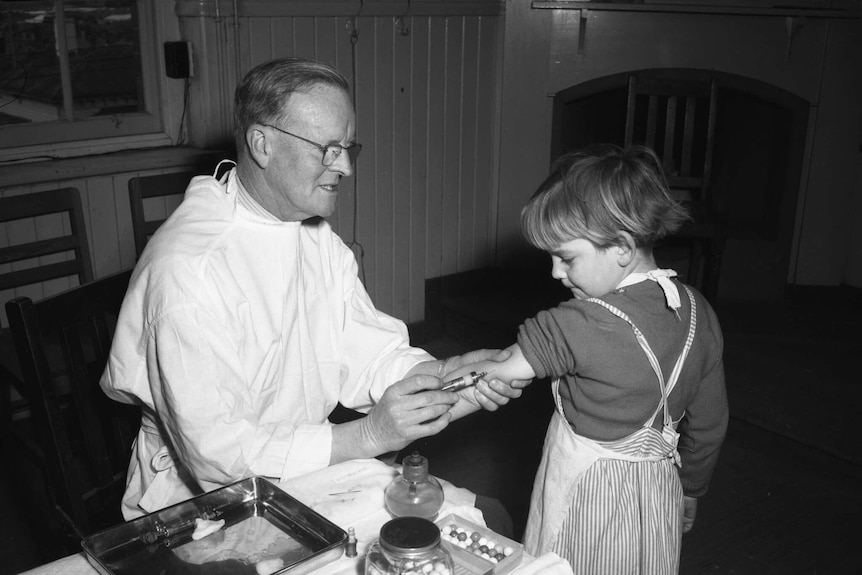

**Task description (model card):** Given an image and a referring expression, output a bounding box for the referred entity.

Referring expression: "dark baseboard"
[784,283,862,305]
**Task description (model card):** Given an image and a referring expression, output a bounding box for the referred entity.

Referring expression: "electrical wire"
[176,76,190,145]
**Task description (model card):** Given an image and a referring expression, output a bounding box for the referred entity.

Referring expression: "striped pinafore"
[524,278,697,575]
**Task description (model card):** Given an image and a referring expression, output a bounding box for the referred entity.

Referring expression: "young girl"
[450,144,728,573]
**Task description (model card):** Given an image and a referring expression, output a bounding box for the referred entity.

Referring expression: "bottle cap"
[402,451,429,482]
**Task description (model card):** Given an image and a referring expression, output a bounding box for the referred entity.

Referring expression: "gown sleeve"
[326,235,434,412]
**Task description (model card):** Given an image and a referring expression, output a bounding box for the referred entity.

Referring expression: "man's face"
[258,83,356,222]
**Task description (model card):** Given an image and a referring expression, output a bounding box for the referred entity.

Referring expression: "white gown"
[101,164,433,519]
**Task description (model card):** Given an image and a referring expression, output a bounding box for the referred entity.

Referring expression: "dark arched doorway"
[551,69,809,300]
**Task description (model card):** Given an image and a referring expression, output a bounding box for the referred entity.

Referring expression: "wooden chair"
[5,268,138,549]
[624,71,725,302]
[128,171,194,258]
[1,187,94,457]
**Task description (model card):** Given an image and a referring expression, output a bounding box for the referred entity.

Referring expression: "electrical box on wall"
[164,41,194,79]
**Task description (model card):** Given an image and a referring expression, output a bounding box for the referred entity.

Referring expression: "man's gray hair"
[233,57,350,153]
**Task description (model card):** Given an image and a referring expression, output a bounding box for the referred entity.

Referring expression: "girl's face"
[549,238,626,300]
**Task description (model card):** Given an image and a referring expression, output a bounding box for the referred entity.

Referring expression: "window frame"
[0,0,166,159]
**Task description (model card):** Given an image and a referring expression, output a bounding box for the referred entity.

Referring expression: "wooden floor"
[2,283,860,574]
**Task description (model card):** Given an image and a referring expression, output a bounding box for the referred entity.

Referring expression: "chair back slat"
[624,71,724,302]
[1,187,95,531]
[5,268,137,546]
[625,75,718,194]
[0,261,88,292]
[0,235,83,265]
[0,187,93,299]
[62,322,113,487]
[662,95,678,173]
[680,96,697,177]
[128,172,194,258]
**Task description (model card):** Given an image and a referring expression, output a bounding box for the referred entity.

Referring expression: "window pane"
[0,0,143,125]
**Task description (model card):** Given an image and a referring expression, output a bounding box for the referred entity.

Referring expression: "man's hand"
[355,374,458,456]
[682,495,698,533]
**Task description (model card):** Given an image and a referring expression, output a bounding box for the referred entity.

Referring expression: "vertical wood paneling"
[408,17,431,321]
[459,17,480,271]
[315,17,339,65]
[425,17,447,281]
[354,16,380,297]
[181,14,235,147]
[270,16,294,57]
[315,18,343,233]
[442,17,464,278]
[84,176,120,279]
[335,17,357,241]
[246,16,274,71]
[176,6,503,323]
[391,19,413,319]
[473,15,497,269]
[374,17,395,314]
[293,16,318,60]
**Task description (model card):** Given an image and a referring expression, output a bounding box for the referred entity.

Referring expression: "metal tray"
[82,477,347,575]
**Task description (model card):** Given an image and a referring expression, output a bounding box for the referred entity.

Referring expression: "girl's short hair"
[520,144,690,251]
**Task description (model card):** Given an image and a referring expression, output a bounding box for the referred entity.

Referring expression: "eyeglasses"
[262,123,362,167]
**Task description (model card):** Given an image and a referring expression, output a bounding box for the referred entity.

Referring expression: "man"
[101,57,521,520]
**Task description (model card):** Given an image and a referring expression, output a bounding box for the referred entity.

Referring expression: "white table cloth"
[20,458,571,575]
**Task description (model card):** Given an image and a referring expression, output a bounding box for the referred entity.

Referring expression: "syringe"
[441,370,489,392]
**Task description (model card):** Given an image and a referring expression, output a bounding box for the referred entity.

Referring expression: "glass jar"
[365,517,454,575]
[384,451,444,520]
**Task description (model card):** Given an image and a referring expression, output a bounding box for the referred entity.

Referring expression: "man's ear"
[616,231,637,266]
[246,125,271,169]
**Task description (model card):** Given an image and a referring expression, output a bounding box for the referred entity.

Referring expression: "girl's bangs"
[522,193,580,251]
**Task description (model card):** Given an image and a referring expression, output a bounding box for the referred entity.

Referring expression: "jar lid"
[379,517,440,555]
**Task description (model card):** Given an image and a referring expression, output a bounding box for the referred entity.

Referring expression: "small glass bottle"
[365,517,454,575]
[384,451,444,520]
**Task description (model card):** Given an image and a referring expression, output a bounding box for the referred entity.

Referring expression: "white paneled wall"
[178,0,505,323]
[1,2,505,328]
[0,167,192,326]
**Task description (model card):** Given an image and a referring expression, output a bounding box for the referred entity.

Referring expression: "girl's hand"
[469,376,524,411]
[682,496,698,533]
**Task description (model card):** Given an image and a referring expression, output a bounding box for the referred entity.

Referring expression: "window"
[0,0,163,155]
